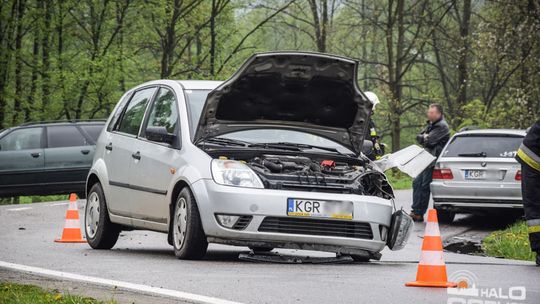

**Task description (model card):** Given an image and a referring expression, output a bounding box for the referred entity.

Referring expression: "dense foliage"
[1,0,539,151]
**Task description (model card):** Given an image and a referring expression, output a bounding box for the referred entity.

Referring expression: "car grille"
[232,216,253,230]
[258,217,373,240]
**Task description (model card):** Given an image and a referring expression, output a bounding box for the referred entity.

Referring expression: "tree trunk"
[0,1,18,129]
[455,0,471,126]
[209,0,217,76]
[40,0,52,119]
[13,0,26,125]
[28,26,40,122]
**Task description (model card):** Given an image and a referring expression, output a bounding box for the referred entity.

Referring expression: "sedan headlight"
[211,159,264,188]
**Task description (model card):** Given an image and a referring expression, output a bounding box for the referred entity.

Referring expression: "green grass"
[0,195,68,205]
[482,221,537,261]
[0,282,115,304]
[385,170,413,190]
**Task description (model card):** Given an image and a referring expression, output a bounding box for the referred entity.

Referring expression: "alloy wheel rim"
[174,197,188,249]
[85,192,100,238]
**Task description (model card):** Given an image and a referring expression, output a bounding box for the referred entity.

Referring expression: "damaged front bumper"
[192,179,412,258]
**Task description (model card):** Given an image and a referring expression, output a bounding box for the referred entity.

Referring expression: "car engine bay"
[207,149,394,199]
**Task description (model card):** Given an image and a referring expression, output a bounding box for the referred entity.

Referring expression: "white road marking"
[0,261,242,304]
[50,202,69,206]
[7,207,32,211]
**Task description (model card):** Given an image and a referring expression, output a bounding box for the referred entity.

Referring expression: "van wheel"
[85,183,120,249]
[172,188,208,259]
[436,208,455,224]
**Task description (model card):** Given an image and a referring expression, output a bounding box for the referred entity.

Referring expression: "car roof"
[456,129,526,137]
[177,80,222,90]
[17,120,106,128]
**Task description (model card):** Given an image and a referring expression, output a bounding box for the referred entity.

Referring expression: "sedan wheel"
[173,197,188,249]
[85,183,120,249]
[85,192,100,239]
[171,188,208,259]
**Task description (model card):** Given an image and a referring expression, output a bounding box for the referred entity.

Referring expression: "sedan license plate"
[464,170,486,180]
[287,198,353,220]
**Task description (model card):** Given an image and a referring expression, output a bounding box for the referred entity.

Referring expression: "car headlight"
[211,159,264,188]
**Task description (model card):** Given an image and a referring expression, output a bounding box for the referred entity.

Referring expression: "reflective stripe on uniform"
[517,144,540,172]
[527,219,540,234]
[370,128,377,136]
[530,226,540,233]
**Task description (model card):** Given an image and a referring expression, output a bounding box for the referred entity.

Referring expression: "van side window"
[144,88,178,134]
[116,88,156,136]
[47,126,88,148]
[0,127,42,151]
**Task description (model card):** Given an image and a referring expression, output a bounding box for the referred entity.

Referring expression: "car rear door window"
[116,88,156,136]
[80,124,104,142]
[144,88,178,134]
[442,135,523,158]
[47,126,88,148]
[0,127,42,151]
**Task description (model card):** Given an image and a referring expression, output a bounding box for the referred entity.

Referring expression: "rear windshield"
[442,135,523,158]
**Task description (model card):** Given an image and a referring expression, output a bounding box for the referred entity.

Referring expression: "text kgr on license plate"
[287,198,353,220]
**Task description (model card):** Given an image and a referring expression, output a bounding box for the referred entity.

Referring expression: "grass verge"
[0,195,68,205]
[0,282,115,304]
[482,221,536,261]
[385,170,413,190]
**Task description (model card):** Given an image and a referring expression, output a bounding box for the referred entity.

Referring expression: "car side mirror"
[362,140,374,156]
[146,126,175,144]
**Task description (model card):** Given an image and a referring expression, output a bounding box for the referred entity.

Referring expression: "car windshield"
[442,134,523,158]
[185,89,353,155]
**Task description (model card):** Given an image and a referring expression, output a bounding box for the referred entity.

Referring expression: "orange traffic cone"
[54,193,86,243]
[406,209,457,288]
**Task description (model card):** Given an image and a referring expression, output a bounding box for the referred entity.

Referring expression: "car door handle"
[131,151,141,160]
[30,152,41,158]
[81,149,90,155]
[105,143,113,151]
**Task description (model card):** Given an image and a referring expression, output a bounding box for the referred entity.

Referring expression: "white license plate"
[464,170,486,180]
[287,198,353,220]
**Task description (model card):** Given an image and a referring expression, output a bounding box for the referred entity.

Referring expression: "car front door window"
[117,88,156,136]
[144,88,178,135]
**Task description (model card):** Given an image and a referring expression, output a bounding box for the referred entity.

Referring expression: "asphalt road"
[0,190,538,304]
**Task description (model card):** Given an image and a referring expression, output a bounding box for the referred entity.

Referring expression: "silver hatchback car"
[431,128,526,223]
[85,52,412,261]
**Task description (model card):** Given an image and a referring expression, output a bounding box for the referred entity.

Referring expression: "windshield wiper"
[202,137,250,147]
[458,152,487,157]
[249,142,344,155]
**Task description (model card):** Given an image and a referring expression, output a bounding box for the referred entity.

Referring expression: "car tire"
[249,246,274,252]
[172,188,208,260]
[436,209,455,224]
[85,183,120,249]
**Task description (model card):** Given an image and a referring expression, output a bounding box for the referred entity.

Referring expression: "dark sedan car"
[0,120,105,198]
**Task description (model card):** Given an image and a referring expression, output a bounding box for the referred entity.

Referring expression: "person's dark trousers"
[411,166,434,216]
[521,165,540,262]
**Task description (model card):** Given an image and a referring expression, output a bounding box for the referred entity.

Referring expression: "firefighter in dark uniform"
[516,118,540,266]
[365,92,384,160]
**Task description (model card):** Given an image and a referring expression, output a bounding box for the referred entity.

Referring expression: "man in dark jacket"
[516,119,540,266]
[410,104,450,222]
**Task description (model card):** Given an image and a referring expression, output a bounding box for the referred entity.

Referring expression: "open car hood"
[194,52,373,155]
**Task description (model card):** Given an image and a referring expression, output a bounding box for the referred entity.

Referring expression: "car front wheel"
[172,188,208,260]
[85,183,120,249]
